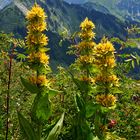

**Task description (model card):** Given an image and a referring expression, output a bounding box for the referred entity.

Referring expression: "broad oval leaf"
[21,77,40,94]
[31,93,51,121]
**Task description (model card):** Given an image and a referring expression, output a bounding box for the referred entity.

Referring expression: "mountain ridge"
[0,0,126,38]
[1,0,140,23]
[0,0,127,67]
[64,0,140,22]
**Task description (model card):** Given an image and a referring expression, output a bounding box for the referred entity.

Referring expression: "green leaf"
[88,133,95,140]
[75,94,85,116]
[0,117,2,130]
[17,53,26,61]
[86,103,99,118]
[136,54,140,65]
[130,54,136,59]
[32,93,51,121]
[110,88,123,94]
[69,72,89,93]
[18,112,38,140]
[94,114,102,139]
[81,121,94,140]
[93,136,100,140]
[125,59,132,62]
[131,60,135,68]
[72,116,94,140]
[46,113,64,140]
[59,40,63,47]
[21,77,39,94]
[75,78,89,93]
[48,88,63,97]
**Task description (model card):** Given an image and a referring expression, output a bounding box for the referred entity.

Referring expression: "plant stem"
[37,124,42,139]
[37,69,42,139]
[5,43,16,140]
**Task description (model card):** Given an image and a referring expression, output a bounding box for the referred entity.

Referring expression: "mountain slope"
[0,0,127,67]
[65,0,140,22]
[0,0,126,38]
[85,0,140,22]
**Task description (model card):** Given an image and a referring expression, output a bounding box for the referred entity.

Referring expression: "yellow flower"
[1,50,8,58]
[95,75,107,83]
[76,18,96,69]
[26,3,46,21]
[96,94,116,107]
[39,34,48,46]
[79,55,94,64]
[80,17,95,31]
[26,4,51,91]
[27,21,47,32]
[29,76,37,84]
[78,41,96,50]
[26,33,48,47]
[37,75,49,86]
[108,75,119,86]
[95,74,119,86]
[29,75,49,86]
[79,31,95,40]
[80,77,95,84]
[38,52,49,64]
[105,57,116,68]
[95,56,116,68]
[94,41,115,55]
[28,52,49,64]
[79,18,95,40]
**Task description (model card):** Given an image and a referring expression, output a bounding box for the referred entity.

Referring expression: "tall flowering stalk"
[69,18,97,140]
[18,3,64,140]
[94,37,119,139]
[75,18,96,98]
[25,3,51,137]
[25,3,52,123]
[94,37,118,108]
[26,3,50,85]
[70,18,122,140]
